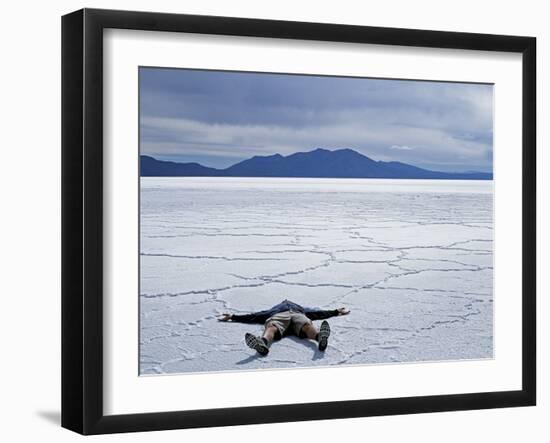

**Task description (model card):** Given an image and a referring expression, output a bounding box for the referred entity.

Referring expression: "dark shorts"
[265,310,312,339]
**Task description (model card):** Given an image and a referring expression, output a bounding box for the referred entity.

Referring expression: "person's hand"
[218,313,233,322]
[337,307,350,316]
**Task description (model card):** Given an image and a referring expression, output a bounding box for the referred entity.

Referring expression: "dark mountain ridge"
[140,148,492,180]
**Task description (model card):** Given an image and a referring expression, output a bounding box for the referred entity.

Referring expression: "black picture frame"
[61,8,536,435]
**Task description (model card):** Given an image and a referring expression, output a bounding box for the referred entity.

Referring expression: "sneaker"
[245,333,269,356]
[318,321,331,351]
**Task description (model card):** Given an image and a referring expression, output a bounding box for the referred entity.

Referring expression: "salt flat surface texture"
[140,178,494,375]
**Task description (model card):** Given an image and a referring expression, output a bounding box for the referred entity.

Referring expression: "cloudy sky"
[140,67,493,173]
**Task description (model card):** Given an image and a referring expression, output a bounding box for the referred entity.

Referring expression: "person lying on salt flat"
[218,299,350,356]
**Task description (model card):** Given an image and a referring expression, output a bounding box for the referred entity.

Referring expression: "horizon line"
[140,147,493,175]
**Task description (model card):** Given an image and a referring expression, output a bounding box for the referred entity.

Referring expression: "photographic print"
[139,67,494,375]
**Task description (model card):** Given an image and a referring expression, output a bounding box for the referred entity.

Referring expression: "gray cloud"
[139,67,493,172]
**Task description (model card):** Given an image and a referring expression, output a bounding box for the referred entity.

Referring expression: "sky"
[139,67,493,173]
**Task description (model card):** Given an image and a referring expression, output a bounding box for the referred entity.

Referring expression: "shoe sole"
[318,321,331,351]
[245,333,269,356]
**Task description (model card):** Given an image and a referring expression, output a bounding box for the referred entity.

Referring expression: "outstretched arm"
[218,309,271,324]
[304,307,350,321]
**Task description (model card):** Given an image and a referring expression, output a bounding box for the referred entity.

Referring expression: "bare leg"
[300,323,319,341]
[262,323,279,345]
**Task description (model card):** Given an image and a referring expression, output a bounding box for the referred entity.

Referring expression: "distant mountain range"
[140,148,492,180]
